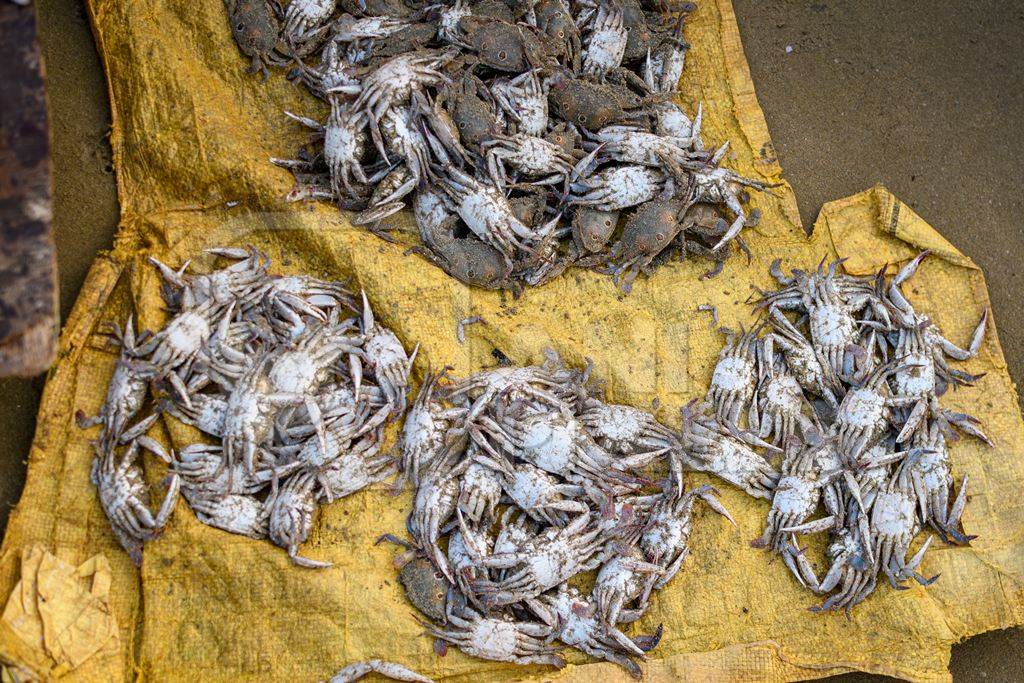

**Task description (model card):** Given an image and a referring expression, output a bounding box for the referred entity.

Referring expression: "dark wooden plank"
[0,2,57,377]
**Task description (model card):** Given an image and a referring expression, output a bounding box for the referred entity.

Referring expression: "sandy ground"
[1,0,1021,679]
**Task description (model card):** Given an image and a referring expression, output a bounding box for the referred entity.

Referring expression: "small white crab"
[223,355,305,478]
[440,167,556,259]
[448,509,495,602]
[870,461,937,589]
[582,3,627,79]
[472,513,606,606]
[332,14,411,42]
[184,490,269,539]
[750,340,807,445]
[593,546,662,627]
[578,397,678,457]
[677,407,780,500]
[644,20,689,93]
[908,422,974,544]
[489,69,548,137]
[76,316,156,451]
[421,605,564,668]
[763,307,839,408]
[752,444,834,555]
[136,300,228,382]
[569,165,666,212]
[91,437,180,566]
[706,326,759,427]
[652,101,702,143]
[283,0,336,42]
[472,456,587,526]
[360,291,416,413]
[641,485,733,588]
[458,457,503,524]
[590,125,693,167]
[812,522,877,613]
[315,437,397,502]
[280,101,371,200]
[477,406,626,485]
[409,447,471,582]
[445,361,577,422]
[833,361,914,463]
[400,369,464,484]
[163,392,229,438]
[482,133,575,187]
[528,585,654,679]
[266,470,332,568]
[149,246,269,309]
[351,49,455,121]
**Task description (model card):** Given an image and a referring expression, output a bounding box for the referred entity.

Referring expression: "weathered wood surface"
[0,2,57,377]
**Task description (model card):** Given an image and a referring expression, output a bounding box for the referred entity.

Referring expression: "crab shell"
[699,437,777,500]
[185,490,268,539]
[892,350,936,398]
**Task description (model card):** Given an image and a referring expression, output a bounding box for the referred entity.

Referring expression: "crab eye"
[498,50,508,60]
[457,121,466,130]
[467,268,477,278]
[557,30,564,38]
[236,23,244,30]
[577,114,586,123]
[656,233,665,241]
[603,219,612,227]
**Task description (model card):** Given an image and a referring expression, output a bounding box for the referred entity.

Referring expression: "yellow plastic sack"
[1,0,1022,680]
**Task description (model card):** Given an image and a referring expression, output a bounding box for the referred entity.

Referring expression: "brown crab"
[226,0,289,79]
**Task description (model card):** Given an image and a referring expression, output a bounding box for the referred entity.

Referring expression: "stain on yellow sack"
[0,0,1021,680]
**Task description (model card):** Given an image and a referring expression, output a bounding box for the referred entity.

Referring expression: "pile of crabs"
[77,247,416,567]
[383,353,733,676]
[694,250,991,611]
[227,0,771,292]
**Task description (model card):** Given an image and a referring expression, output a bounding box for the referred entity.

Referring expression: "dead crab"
[471,455,588,526]
[440,166,557,260]
[528,585,656,679]
[749,339,809,445]
[489,69,549,137]
[569,164,666,212]
[578,397,678,457]
[76,316,156,452]
[472,512,607,606]
[908,421,974,544]
[283,0,336,43]
[763,307,840,409]
[676,405,780,500]
[266,470,332,568]
[592,546,663,627]
[482,134,575,187]
[833,360,916,463]
[400,369,466,484]
[227,0,289,79]
[420,603,564,668]
[582,2,627,79]
[641,484,733,588]
[706,325,760,426]
[752,442,836,558]
[870,459,938,589]
[91,436,180,566]
[359,291,416,413]
[351,48,455,121]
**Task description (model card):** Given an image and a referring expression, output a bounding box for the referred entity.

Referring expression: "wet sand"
[2,0,1021,678]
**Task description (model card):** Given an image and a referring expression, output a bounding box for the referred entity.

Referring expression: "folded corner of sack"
[0,545,120,680]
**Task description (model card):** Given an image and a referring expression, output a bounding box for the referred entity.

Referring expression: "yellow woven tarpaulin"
[1,0,1022,680]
